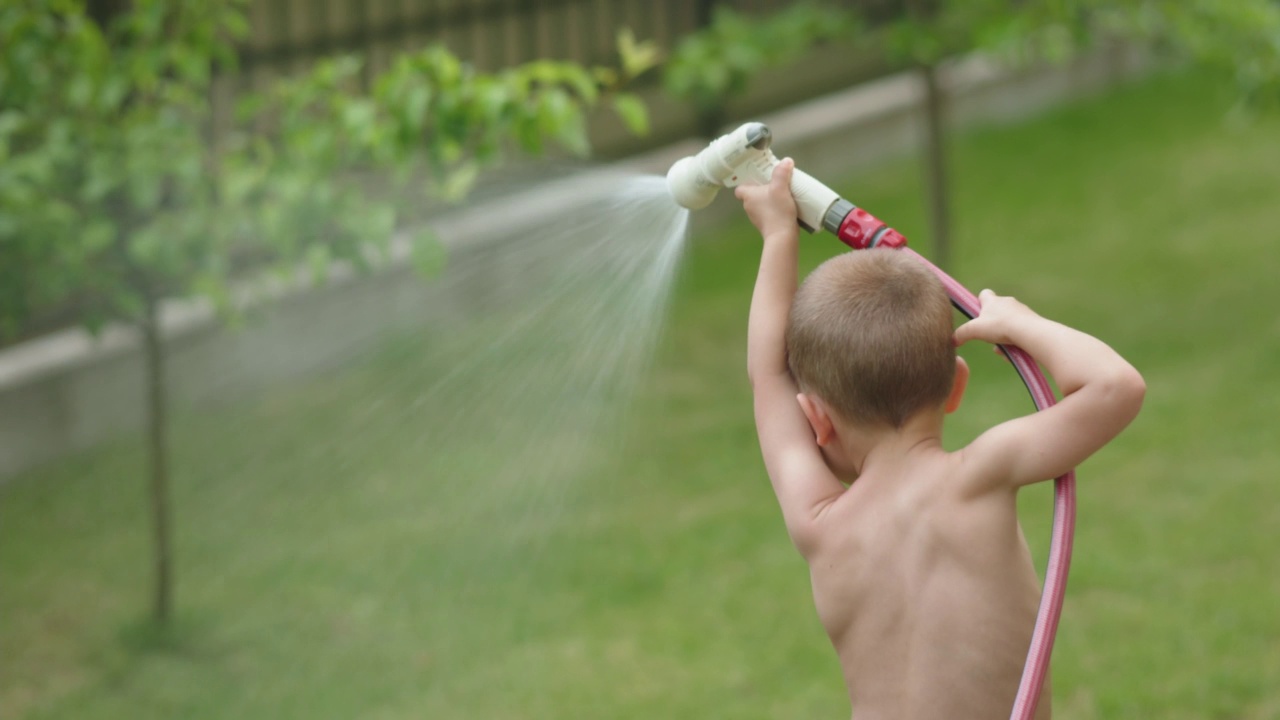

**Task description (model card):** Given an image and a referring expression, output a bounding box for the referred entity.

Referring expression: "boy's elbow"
[1119,364,1146,406]
[1106,364,1146,422]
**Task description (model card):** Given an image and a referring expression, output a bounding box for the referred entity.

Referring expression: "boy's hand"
[735,158,798,239]
[955,286,1144,491]
[953,289,1039,347]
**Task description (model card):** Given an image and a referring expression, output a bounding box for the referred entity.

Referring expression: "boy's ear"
[797,393,836,446]
[945,356,970,414]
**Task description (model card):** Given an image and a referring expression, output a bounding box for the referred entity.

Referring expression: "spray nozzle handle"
[788,166,841,234]
[723,151,839,233]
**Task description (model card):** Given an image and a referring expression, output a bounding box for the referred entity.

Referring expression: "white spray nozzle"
[666,122,772,210]
[666,122,842,233]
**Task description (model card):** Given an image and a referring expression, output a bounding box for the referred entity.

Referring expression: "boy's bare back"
[810,446,1049,719]
[735,160,1143,719]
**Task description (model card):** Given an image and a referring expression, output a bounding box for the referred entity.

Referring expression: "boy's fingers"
[954,316,996,347]
[734,185,747,201]
[771,158,794,187]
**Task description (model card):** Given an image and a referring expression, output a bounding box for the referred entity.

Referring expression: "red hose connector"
[836,207,908,250]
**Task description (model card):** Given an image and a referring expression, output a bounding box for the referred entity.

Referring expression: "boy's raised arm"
[956,290,1145,490]
[737,160,844,550]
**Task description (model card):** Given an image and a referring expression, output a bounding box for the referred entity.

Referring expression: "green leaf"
[537,88,573,134]
[592,67,619,87]
[404,84,432,129]
[474,80,511,124]
[617,28,662,80]
[438,138,463,165]
[222,8,250,40]
[426,46,463,88]
[127,225,164,268]
[440,162,479,203]
[365,203,397,242]
[67,74,94,109]
[99,73,129,111]
[127,175,164,213]
[82,219,117,252]
[410,228,446,277]
[193,271,236,318]
[513,115,544,155]
[0,111,23,139]
[611,92,649,136]
[556,112,589,157]
[306,244,332,284]
[557,64,599,104]
[343,98,376,132]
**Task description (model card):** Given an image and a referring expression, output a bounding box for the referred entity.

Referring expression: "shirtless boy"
[736,159,1145,719]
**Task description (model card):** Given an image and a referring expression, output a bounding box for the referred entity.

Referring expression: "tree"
[883,0,1280,270]
[0,0,656,624]
[663,2,860,138]
[658,1,1095,268]
[1070,1,1280,107]
[880,0,1049,271]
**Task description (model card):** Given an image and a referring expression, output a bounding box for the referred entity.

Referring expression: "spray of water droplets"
[412,174,690,549]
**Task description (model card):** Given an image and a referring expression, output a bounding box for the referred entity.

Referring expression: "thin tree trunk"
[694,0,724,139]
[919,62,951,271]
[141,297,174,624]
[90,0,176,625]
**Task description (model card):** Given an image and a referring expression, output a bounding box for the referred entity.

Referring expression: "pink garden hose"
[904,248,1076,720]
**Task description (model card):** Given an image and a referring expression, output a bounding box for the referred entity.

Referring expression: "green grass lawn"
[4,68,1280,719]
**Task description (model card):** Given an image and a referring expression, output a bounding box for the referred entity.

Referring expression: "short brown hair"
[786,249,956,429]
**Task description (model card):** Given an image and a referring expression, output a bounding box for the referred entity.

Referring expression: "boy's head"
[787,249,958,430]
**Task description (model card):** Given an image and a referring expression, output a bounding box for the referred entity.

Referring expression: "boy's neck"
[837,411,946,481]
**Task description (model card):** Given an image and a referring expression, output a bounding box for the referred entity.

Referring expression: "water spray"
[668,123,1077,720]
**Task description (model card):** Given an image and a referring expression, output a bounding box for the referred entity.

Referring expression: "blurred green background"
[3,2,1280,719]
[6,68,1280,719]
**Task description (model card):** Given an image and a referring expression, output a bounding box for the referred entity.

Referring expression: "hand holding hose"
[954,290,1040,347]
[735,158,799,239]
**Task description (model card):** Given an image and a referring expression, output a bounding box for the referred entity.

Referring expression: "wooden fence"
[233,0,902,92]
